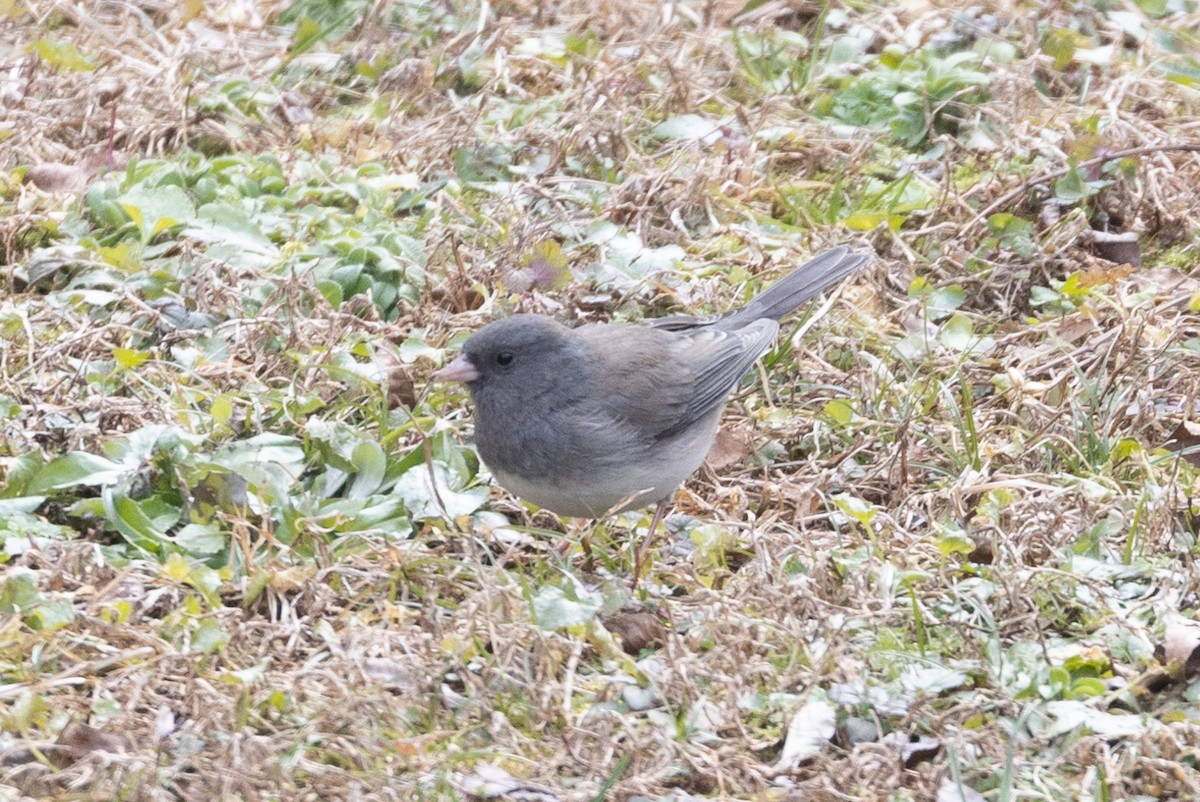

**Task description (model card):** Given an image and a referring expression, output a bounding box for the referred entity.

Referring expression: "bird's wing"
[666,319,778,438]
[579,320,777,443]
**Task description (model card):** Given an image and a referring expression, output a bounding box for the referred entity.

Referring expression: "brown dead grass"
[6,0,1200,800]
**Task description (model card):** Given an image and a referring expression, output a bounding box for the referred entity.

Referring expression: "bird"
[434,246,870,580]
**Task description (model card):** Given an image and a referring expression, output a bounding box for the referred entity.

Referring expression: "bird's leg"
[631,499,670,588]
[580,521,595,571]
[554,518,595,570]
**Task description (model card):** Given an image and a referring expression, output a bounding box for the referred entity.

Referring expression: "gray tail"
[716,246,870,329]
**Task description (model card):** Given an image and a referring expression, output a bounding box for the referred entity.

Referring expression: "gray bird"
[435,246,869,577]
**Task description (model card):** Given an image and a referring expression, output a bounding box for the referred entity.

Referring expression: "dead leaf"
[278,91,314,126]
[452,763,560,801]
[24,162,92,192]
[375,343,418,409]
[900,733,941,767]
[379,58,435,94]
[774,697,836,770]
[154,705,177,741]
[707,424,751,470]
[1127,268,1200,297]
[1056,317,1095,344]
[937,778,987,802]
[968,534,994,565]
[93,76,124,106]
[1088,230,1140,266]
[768,479,822,518]
[1164,421,1200,467]
[839,715,880,746]
[1077,262,1135,288]
[1156,622,1200,680]
[602,610,665,655]
[55,722,126,766]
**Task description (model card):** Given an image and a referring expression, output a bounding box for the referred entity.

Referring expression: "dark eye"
[496,351,515,367]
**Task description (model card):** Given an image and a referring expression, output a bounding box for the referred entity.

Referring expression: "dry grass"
[5,0,1200,800]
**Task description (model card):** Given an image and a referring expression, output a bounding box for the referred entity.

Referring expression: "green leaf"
[936,529,975,557]
[834,494,877,527]
[348,440,387,500]
[1132,0,1167,16]
[393,463,487,521]
[317,279,344,307]
[1068,677,1108,699]
[939,314,974,351]
[0,497,46,516]
[530,583,603,629]
[27,452,125,493]
[103,489,169,554]
[120,184,196,242]
[399,331,441,363]
[823,399,855,426]
[842,212,902,231]
[210,434,306,490]
[1160,57,1200,87]
[24,37,94,71]
[291,16,324,56]
[192,618,229,653]
[28,598,74,632]
[1041,29,1078,70]
[185,203,279,267]
[1054,163,1092,202]
[113,347,150,369]
[173,523,225,556]
[927,285,966,321]
[0,569,40,613]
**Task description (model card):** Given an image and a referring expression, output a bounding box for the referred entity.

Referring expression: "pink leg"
[631,499,670,588]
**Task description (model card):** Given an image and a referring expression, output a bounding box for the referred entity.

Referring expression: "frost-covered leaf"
[651,114,728,145]
[530,583,603,629]
[1034,700,1146,739]
[776,696,836,768]
[393,462,487,520]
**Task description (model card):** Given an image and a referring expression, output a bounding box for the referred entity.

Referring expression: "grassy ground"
[4,0,1200,800]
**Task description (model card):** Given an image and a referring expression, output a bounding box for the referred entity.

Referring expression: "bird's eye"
[496,351,515,367]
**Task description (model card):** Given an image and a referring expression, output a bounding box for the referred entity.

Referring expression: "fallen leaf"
[1077,262,1135,287]
[55,722,125,766]
[968,534,995,564]
[154,705,177,741]
[1088,230,1140,266]
[603,610,666,655]
[1035,700,1145,739]
[775,697,836,769]
[839,715,880,746]
[278,91,314,126]
[937,778,987,802]
[379,57,434,93]
[1156,622,1200,680]
[452,763,560,801]
[706,424,752,470]
[900,733,941,767]
[1056,317,1095,344]
[24,162,92,192]
[374,343,418,409]
[1163,421,1200,467]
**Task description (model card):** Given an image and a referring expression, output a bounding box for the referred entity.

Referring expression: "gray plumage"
[437,246,869,518]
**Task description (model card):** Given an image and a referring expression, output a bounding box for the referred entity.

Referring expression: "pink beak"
[433,354,480,383]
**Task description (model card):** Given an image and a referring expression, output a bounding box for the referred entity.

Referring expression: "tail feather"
[718,246,869,329]
[645,246,870,333]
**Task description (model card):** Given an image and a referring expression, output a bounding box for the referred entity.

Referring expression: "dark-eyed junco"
[435,246,869,576]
